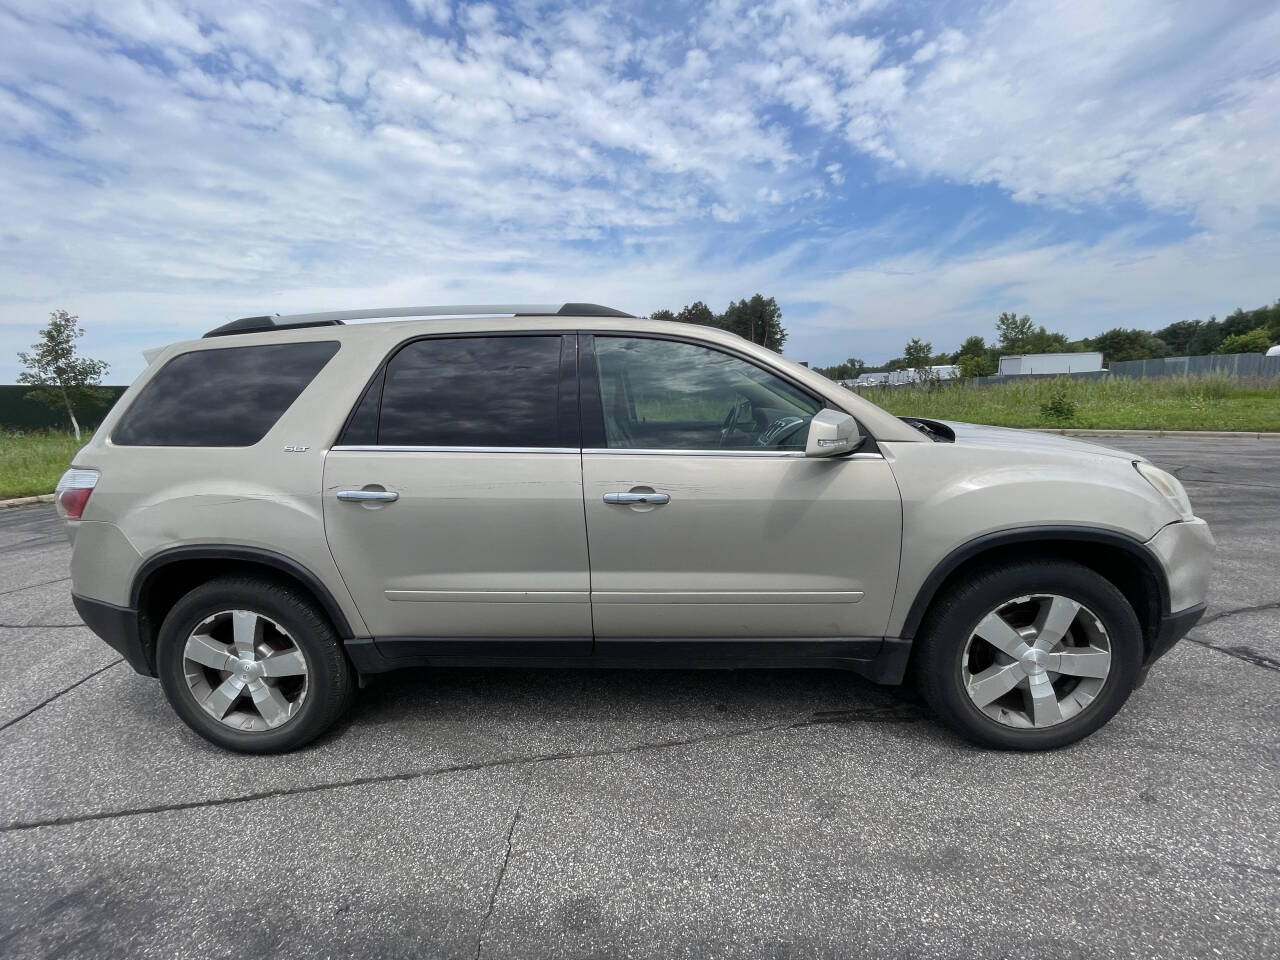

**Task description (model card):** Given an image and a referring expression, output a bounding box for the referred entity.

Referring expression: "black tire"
[156,576,355,753]
[912,560,1143,750]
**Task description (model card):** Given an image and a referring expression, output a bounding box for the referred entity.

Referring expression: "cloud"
[0,0,1277,381]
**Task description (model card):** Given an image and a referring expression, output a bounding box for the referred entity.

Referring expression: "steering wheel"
[718,401,745,448]
[757,415,808,448]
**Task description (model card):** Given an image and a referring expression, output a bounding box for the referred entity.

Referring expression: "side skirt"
[343,636,913,685]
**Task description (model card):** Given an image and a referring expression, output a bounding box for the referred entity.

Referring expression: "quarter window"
[375,336,565,447]
[593,337,821,450]
[112,341,339,447]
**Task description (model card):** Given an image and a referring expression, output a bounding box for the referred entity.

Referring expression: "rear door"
[579,333,902,641]
[322,333,591,651]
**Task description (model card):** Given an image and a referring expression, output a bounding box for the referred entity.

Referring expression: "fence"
[0,385,128,431]
[1109,352,1280,379]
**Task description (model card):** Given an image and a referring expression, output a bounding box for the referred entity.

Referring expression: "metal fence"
[0,385,127,431]
[1109,352,1280,379]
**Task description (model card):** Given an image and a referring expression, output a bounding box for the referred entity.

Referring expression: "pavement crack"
[474,780,532,960]
[0,658,123,734]
[0,704,922,833]
[0,622,83,629]
[1197,600,1280,627]
[0,576,70,598]
[1187,637,1280,672]
[1184,600,1280,673]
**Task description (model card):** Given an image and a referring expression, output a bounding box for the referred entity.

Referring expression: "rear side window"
[374,336,566,447]
[113,341,339,447]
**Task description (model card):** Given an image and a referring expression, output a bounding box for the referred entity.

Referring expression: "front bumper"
[1146,601,1206,668]
[72,593,154,676]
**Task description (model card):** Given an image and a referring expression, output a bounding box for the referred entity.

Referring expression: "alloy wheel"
[961,594,1112,729]
[182,609,309,732]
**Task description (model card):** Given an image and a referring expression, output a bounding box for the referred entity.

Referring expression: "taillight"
[55,468,99,520]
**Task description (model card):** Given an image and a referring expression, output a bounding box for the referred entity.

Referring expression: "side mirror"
[805,409,861,457]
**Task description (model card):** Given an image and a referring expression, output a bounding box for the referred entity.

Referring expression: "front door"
[579,334,902,641]
[323,333,591,651]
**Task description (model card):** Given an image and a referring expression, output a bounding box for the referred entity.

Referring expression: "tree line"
[812,298,1280,382]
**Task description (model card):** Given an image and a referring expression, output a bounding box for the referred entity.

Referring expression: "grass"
[855,374,1280,433]
[0,430,83,499]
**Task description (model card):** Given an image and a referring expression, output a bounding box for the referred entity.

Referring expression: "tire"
[156,576,355,753]
[912,560,1143,750]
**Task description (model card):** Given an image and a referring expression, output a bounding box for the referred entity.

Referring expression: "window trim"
[111,340,340,448]
[334,331,579,450]
[579,331,870,454]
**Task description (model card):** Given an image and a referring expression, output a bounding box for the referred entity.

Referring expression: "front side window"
[375,335,565,447]
[593,337,821,450]
[113,341,339,446]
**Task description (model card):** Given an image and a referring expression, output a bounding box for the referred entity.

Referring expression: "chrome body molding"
[331,444,884,459]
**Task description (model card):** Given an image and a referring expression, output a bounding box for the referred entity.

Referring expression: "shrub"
[1038,382,1078,422]
[1215,327,1273,354]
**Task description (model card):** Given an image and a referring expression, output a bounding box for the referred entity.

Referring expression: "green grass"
[0,430,82,499]
[855,374,1280,432]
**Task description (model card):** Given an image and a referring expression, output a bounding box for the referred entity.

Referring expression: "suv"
[59,303,1213,753]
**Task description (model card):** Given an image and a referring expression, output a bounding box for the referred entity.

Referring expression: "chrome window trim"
[331,444,885,459]
[331,445,580,454]
[583,448,885,459]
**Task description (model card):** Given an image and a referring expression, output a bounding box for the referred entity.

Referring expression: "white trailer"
[998,352,1103,375]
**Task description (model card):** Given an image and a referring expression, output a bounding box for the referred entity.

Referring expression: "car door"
[323,333,592,656]
[579,333,902,642]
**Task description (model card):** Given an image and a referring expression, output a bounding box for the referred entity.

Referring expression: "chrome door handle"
[603,492,670,505]
[336,489,399,502]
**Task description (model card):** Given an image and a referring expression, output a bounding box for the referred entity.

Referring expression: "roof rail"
[202,315,344,338]
[202,302,634,338]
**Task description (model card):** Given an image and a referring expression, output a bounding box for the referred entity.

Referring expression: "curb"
[1028,428,1280,439]
[0,493,55,509]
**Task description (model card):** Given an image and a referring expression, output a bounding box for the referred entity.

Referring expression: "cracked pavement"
[0,436,1276,959]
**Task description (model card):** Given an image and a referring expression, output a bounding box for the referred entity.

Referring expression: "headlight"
[1134,461,1193,521]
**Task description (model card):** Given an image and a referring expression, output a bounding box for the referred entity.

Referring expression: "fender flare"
[131,545,355,638]
[899,525,1171,639]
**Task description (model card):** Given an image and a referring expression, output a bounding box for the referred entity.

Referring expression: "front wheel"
[156,577,355,753]
[913,560,1143,750]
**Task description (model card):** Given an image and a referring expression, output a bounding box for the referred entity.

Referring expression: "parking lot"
[0,434,1275,959]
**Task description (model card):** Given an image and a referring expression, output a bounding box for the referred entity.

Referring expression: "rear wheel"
[156,577,355,753]
[913,560,1143,750]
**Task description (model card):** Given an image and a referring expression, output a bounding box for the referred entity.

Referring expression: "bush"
[1038,382,1078,422]
[1215,327,1273,354]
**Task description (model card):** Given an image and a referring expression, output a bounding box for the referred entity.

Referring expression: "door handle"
[336,489,399,502]
[603,492,670,505]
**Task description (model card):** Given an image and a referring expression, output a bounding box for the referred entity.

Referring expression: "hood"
[934,420,1143,462]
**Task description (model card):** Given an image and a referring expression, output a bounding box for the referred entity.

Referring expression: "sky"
[0,0,1278,382]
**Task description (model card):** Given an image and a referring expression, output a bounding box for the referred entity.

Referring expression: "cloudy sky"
[1,0,1278,381]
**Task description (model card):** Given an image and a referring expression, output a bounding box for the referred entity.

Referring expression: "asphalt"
[0,436,1276,959]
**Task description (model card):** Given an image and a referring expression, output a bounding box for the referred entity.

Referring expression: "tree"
[649,308,676,323]
[903,337,934,383]
[1087,328,1171,363]
[814,357,867,381]
[1215,327,1273,354]
[17,310,110,441]
[720,294,787,351]
[995,312,1036,351]
[1187,317,1223,356]
[1154,319,1203,355]
[674,301,716,328]
[956,353,996,378]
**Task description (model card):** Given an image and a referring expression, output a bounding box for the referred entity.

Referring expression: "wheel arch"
[899,526,1170,657]
[130,546,356,673]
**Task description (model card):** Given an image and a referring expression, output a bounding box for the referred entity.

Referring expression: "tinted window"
[113,341,339,447]
[377,336,564,447]
[594,337,820,450]
[340,368,383,446]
